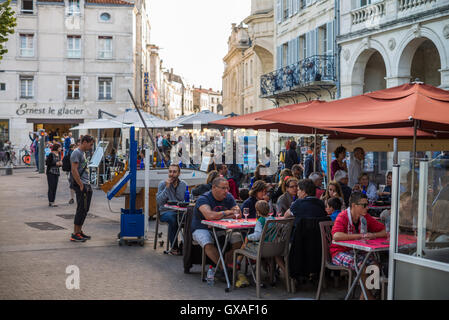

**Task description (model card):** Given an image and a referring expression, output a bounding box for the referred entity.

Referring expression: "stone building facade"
[0,0,136,149]
[193,87,223,113]
[338,0,449,98]
[222,0,274,115]
[260,0,336,107]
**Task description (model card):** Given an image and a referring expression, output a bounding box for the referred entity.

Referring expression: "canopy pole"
[313,128,317,173]
[393,138,398,165]
[127,89,162,160]
[411,119,418,197]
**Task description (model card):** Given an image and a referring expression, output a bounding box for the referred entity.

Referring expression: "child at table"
[325,197,343,222]
[235,200,277,287]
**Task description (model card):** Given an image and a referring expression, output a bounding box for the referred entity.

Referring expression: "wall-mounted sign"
[16,103,85,117]
[143,72,150,102]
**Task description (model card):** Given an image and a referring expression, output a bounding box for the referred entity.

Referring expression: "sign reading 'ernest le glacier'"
[16,103,85,116]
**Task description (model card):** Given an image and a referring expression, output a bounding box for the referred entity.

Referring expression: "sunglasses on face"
[357,203,369,208]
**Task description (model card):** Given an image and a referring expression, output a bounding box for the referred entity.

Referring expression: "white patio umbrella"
[115,109,181,129]
[69,118,131,130]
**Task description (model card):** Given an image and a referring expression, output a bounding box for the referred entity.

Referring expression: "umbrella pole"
[127,89,162,160]
[411,120,418,197]
[313,128,317,173]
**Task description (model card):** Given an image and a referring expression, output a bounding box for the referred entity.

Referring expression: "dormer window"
[67,0,80,16]
[100,12,111,22]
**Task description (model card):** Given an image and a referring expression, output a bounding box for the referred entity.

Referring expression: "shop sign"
[16,103,85,116]
[143,72,150,102]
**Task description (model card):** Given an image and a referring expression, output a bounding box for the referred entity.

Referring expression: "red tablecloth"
[202,218,257,230]
[334,234,416,252]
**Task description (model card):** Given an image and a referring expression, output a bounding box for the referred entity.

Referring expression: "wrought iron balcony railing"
[260,55,336,98]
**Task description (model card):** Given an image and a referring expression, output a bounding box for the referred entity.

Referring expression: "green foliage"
[0,0,17,60]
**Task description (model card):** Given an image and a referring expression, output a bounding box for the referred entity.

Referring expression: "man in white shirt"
[348,147,365,188]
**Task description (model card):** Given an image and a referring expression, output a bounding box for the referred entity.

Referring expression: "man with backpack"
[62,144,76,204]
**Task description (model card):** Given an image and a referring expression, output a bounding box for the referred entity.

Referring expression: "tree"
[0,0,17,61]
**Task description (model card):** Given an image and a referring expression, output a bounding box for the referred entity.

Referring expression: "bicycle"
[19,145,32,166]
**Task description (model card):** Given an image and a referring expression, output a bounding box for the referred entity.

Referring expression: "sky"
[148,0,252,92]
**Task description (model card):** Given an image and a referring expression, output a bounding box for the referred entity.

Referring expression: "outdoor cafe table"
[201,218,257,292]
[164,204,192,253]
[333,234,416,300]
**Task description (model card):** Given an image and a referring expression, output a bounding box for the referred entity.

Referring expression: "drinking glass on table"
[234,207,240,220]
[243,208,249,221]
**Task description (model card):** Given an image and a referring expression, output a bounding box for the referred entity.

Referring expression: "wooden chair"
[315,220,353,300]
[153,207,170,252]
[232,218,295,298]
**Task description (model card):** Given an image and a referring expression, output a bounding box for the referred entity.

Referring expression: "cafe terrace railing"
[260,55,336,97]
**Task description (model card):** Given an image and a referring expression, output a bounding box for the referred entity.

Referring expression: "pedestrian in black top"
[284,141,300,170]
[46,143,63,207]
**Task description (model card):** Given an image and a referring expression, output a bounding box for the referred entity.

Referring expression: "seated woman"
[321,181,346,210]
[270,169,292,204]
[192,170,219,198]
[353,173,377,202]
[276,177,298,216]
[241,180,268,219]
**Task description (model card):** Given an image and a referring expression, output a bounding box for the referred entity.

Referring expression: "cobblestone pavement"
[0,168,345,300]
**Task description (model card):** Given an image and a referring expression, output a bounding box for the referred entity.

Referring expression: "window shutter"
[326,21,334,57]
[306,0,312,6]
[288,0,293,17]
[276,0,282,23]
[313,28,318,56]
[276,45,282,69]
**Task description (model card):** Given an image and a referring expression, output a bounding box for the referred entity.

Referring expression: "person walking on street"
[46,143,63,207]
[70,135,94,242]
[29,132,39,171]
[64,132,72,156]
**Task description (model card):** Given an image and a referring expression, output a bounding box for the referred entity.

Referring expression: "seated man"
[191,177,242,275]
[156,164,188,255]
[330,191,386,300]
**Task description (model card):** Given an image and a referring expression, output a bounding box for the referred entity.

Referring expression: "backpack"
[62,153,71,172]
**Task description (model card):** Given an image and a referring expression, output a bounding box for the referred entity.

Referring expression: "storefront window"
[0,120,9,150]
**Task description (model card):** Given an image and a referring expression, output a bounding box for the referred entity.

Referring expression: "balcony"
[351,1,386,26]
[260,55,336,100]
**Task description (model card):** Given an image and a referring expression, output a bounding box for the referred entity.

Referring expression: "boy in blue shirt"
[326,197,343,222]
